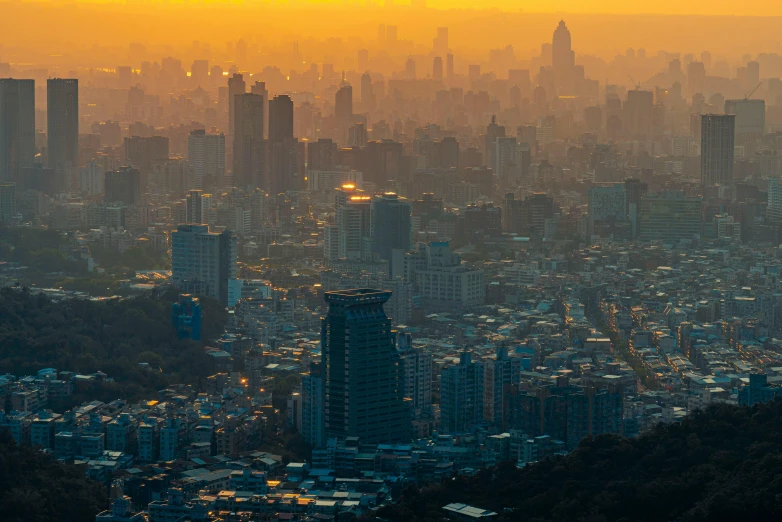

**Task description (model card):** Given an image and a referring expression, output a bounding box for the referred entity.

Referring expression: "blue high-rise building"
[171,295,202,341]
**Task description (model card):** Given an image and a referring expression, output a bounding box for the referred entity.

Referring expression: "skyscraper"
[724,99,765,158]
[588,185,627,237]
[446,53,454,81]
[371,192,412,260]
[433,57,444,82]
[483,344,521,430]
[0,79,35,184]
[360,72,375,111]
[47,78,79,191]
[701,114,735,187]
[104,166,141,206]
[171,224,237,306]
[624,90,654,140]
[269,95,294,144]
[440,351,484,434]
[187,129,226,188]
[322,289,410,444]
[227,73,246,138]
[232,93,265,191]
[335,78,353,145]
[552,20,575,73]
[301,362,325,448]
[185,189,211,224]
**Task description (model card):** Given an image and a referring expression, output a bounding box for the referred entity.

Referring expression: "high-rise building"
[334,185,372,261]
[446,53,454,80]
[767,178,782,224]
[360,72,375,111]
[307,138,338,171]
[301,362,325,448]
[232,93,265,190]
[227,73,246,140]
[171,224,238,306]
[187,130,225,188]
[365,139,403,185]
[552,20,575,73]
[396,332,433,428]
[624,90,654,140]
[638,192,703,242]
[433,57,444,82]
[440,351,484,434]
[47,78,79,191]
[371,192,412,260]
[483,345,521,429]
[335,79,353,145]
[322,289,410,444]
[724,99,765,158]
[269,95,294,144]
[0,182,16,221]
[185,189,212,224]
[0,79,35,184]
[588,185,627,237]
[124,135,169,191]
[484,115,506,170]
[701,114,735,187]
[79,160,105,196]
[104,166,141,206]
[433,27,449,55]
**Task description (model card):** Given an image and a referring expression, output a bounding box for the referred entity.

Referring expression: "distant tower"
[701,114,735,187]
[0,79,35,184]
[361,72,375,111]
[552,20,575,72]
[47,78,79,192]
[433,56,444,81]
[405,57,416,79]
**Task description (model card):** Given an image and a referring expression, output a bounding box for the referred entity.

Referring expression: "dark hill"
[371,401,782,522]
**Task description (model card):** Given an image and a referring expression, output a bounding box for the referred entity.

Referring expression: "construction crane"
[745,81,763,100]
[628,74,643,90]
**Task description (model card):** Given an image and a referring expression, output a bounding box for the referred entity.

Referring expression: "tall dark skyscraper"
[335,77,353,145]
[47,78,79,191]
[227,73,246,137]
[371,192,412,260]
[268,95,302,194]
[322,289,409,444]
[552,20,575,72]
[233,93,266,190]
[0,79,35,184]
[701,114,735,187]
[269,95,294,144]
[360,72,375,111]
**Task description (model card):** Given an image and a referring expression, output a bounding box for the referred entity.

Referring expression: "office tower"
[187,129,226,188]
[440,136,460,169]
[483,345,521,429]
[171,224,237,306]
[638,193,703,242]
[334,186,372,261]
[124,135,169,191]
[308,138,338,171]
[232,93,265,190]
[396,333,433,427]
[335,78,353,144]
[518,125,538,156]
[446,53,454,81]
[624,178,648,238]
[484,115,506,170]
[433,27,449,55]
[269,95,294,144]
[0,79,35,184]
[250,81,269,136]
[440,351,484,434]
[348,123,367,148]
[701,114,735,187]
[0,182,15,221]
[377,24,386,45]
[79,160,105,196]
[371,192,412,260]
[747,60,760,87]
[552,20,575,72]
[322,289,410,444]
[687,61,706,96]
[767,178,782,224]
[433,57,444,82]
[185,189,212,224]
[360,72,375,111]
[301,362,325,448]
[191,60,208,85]
[494,136,521,184]
[365,139,403,185]
[624,90,654,140]
[587,185,627,237]
[725,99,765,158]
[104,166,141,205]
[47,79,79,192]
[405,57,416,79]
[227,73,245,143]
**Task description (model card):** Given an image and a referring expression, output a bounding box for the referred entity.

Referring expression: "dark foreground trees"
[371,400,782,522]
[0,287,227,402]
[0,430,107,522]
